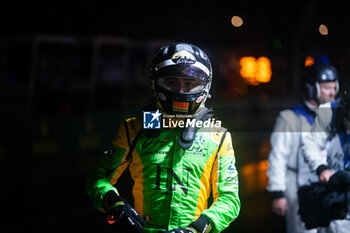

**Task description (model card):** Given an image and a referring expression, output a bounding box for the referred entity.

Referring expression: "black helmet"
[303,62,340,101]
[149,43,212,115]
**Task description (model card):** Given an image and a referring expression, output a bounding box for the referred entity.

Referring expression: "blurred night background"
[1,0,350,232]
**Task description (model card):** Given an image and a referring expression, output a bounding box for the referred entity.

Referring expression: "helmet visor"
[158,76,204,93]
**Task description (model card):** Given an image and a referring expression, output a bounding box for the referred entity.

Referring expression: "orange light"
[239,56,256,78]
[256,57,272,83]
[239,56,272,85]
[305,56,315,67]
[319,24,328,36]
[231,16,243,27]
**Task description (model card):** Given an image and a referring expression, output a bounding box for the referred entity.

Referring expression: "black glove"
[103,190,145,233]
[158,215,212,233]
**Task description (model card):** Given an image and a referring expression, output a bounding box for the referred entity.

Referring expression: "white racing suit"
[267,101,319,233]
[302,99,350,233]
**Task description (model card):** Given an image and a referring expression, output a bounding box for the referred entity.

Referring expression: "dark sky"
[1,1,344,40]
[2,0,350,95]
[2,1,350,53]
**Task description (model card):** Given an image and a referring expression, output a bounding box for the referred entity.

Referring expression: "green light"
[273,38,282,49]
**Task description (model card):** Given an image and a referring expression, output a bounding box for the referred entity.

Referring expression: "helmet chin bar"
[154,84,207,115]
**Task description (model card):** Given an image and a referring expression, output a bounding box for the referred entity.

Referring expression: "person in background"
[301,81,350,233]
[267,62,340,233]
[86,42,240,233]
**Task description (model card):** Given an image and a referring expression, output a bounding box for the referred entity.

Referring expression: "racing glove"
[103,190,145,233]
[159,215,212,233]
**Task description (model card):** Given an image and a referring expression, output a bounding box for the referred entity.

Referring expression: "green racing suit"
[86,117,240,232]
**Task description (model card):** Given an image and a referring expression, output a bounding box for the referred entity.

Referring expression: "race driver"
[86,42,240,233]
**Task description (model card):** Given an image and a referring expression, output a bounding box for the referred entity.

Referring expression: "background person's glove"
[103,190,145,233]
[158,215,212,233]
